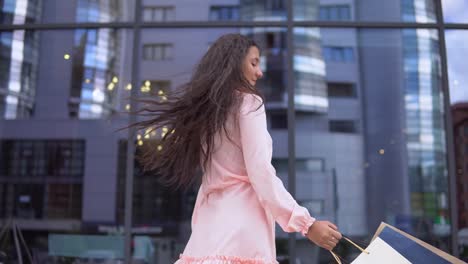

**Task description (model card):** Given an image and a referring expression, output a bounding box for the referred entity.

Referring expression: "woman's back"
[201,93,259,191]
[176,93,314,264]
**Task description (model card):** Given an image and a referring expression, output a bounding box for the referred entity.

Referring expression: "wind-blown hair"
[120,33,264,190]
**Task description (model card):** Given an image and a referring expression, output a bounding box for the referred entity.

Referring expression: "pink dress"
[175,93,316,264]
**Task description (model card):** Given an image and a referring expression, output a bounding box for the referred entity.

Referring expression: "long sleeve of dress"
[239,94,316,236]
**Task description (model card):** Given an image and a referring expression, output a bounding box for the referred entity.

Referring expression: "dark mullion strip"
[124,0,142,263]
[293,21,440,28]
[435,0,459,258]
[444,23,468,29]
[0,22,134,30]
[3,21,465,31]
[286,0,297,262]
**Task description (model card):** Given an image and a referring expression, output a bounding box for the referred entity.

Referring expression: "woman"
[125,33,341,263]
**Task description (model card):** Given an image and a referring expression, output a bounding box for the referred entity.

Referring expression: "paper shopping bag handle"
[329,236,370,264]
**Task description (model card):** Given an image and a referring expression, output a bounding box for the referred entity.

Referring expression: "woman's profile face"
[242,46,263,86]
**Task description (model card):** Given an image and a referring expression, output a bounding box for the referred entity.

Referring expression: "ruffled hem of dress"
[175,254,279,264]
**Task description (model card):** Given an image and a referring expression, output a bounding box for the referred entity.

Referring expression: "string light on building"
[141,80,151,92]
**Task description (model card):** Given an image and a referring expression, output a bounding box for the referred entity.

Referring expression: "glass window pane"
[328,82,356,98]
[340,6,351,20]
[294,27,451,262]
[294,0,437,22]
[0,0,42,24]
[1,0,442,23]
[442,0,468,23]
[447,30,468,241]
[166,8,176,21]
[154,45,162,60]
[165,44,173,60]
[0,29,133,262]
[137,1,284,21]
[142,8,153,22]
[343,47,355,62]
[0,0,135,24]
[446,30,468,106]
[2,0,463,260]
[0,30,39,119]
[138,27,290,262]
[0,28,131,119]
[319,7,328,20]
[329,6,339,20]
[153,8,164,21]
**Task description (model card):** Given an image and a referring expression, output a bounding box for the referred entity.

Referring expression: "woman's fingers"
[327,221,338,230]
[324,230,340,250]
[322,240,337,251]
[305,220,341,251]
[331,229,342,240]
[321,236,338,249]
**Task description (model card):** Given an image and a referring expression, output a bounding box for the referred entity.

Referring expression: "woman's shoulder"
[238,91,264,115]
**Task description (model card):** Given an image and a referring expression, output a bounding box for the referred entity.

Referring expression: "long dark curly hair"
[120,33,264,190]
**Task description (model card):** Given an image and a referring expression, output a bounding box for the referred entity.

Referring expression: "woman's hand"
[306,220,342,251]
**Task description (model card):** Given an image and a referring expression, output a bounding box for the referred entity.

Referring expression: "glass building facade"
[0,29,39,119]
[1,0,467,263]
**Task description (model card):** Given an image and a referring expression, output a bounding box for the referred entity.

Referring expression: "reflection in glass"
[446,31,468,105]
[295,0,436,22]
[209,5,240,21]
[1,0,131,24]
[318,4,351,21]
[442,0,468,23]
[293,28,451,262]
[116,139,196,261]
[0,0,461,262]
[241,27,327,112]
[116,140,189,229]
[294,28,327,112]
[402,29,450,250]
[401,0,436,22]
[446,31,468,258]
[142,6,175,22]
[0,28,131,262]
[0,30,39,119]
[0,0,42,24]
[0,140,84,219]
[76,0,120,23]
[240,0,287,21]
[69,28,121,118]
[242,28,288,103]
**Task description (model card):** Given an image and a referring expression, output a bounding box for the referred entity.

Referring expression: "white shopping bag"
[351,237,410,264]
[330,222,467,264]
